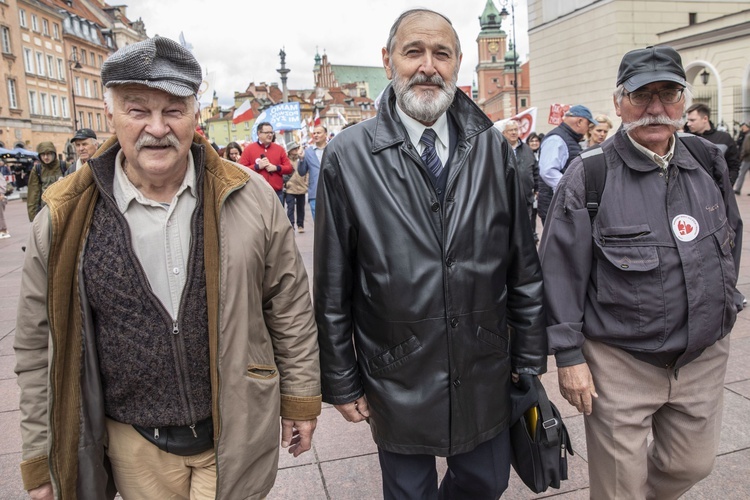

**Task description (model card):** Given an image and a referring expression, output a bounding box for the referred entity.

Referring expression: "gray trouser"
[735,161,750,192]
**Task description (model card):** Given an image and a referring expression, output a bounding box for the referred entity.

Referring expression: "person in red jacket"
[239,121,293,203]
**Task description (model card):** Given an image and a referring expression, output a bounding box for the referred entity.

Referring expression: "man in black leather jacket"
[314,8,546,499]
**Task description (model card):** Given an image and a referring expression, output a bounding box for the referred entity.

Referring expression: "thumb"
[280,418,293,448]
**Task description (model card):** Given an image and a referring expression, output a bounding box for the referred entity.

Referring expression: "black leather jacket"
[314,86,546,456]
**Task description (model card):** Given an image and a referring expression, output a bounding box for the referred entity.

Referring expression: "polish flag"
[313,109,321,127]
[233,100,254,125]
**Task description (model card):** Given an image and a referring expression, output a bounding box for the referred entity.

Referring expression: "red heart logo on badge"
[684,223,693,234]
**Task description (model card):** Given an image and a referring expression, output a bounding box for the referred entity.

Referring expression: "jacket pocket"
[366,335,422,376]
[246,364,279,380]
[711,224,738,337]
[594,238,667,347]
[476,326,509,354]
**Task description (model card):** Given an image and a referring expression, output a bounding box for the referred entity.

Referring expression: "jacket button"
[450,317,459,328]
[446,258,454,267]
[431,202,440,212]
[453,378,461,388]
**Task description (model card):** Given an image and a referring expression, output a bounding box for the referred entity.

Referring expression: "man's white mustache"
[135,133,180,150]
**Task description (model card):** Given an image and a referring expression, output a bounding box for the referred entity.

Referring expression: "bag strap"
[532,377,560,447]
[581,146,606,223]
[677,133,724,197]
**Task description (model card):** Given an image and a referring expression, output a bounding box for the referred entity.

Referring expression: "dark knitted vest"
[83,179,212,428]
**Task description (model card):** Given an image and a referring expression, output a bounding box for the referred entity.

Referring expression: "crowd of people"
[8,7,747,500]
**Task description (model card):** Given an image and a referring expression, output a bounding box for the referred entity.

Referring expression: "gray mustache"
[135,133,180,150]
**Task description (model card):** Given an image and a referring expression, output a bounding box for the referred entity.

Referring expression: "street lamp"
[700,68,710,85]
[68,54,82,130]
[499,1,519,115]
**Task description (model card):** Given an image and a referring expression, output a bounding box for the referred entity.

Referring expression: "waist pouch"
[133,417,214,456]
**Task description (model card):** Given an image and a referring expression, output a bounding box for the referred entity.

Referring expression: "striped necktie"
[420,128,443,177]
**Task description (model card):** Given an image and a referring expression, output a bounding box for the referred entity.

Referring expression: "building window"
[78,111,84,128]
[80,50,86,65]
[98,55,103,67]
[47,55,55,79]
[35,52,45,76]
[1,26,11,54]
[7,79,17,109]
[19,9,27,29]
[92,80,98,98]
[42,19,49,36]
[96,113,102,130]
[53,24,60,40]
[23,48,34,73]
[244,121,250,130]
[40,92,48,115]
[28,90,37,114]
[88,112,93,128]
[51,94,58,116]
[74,76,81,96]
[84,78,90,97]
[61,96,69,117]
[231,122,236,131]
[31,14,39,32]
[521,98,528,107]
[57,58,65,81]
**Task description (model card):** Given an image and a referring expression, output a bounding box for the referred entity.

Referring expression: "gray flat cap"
[101,36,202,97]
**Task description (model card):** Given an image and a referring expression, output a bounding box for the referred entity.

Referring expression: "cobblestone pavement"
[1,191,749,499]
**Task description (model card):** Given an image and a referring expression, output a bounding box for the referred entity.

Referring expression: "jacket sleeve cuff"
[20,455,49,491]
[280,394,322,421]
[555,347,586,367]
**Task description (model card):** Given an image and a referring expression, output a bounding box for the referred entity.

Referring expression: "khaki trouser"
[106,418,216,500]
[582,336,729,500]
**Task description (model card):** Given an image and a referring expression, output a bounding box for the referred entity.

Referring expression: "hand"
[28,483,53,500]
[281,418,317,457]
[558,363,598,415]
[258,157,271,170]
[265,163,277,172]
[334,396,370,423]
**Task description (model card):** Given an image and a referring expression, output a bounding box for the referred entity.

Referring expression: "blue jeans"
[309,198,316,221]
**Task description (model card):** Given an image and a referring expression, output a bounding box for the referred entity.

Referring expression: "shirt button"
[450,317,459,328]
[173,267,180,275]
[431,202,440,212]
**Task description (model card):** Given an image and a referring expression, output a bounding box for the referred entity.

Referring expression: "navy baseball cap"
[565,105,598,125]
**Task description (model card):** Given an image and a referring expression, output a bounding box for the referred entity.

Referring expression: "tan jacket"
[14,133,321,499]
[285,158,309,196]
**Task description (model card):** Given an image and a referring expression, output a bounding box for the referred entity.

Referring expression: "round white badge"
[672,214,699,242]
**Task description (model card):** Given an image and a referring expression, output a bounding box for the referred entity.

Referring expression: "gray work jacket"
[540,128,742,369]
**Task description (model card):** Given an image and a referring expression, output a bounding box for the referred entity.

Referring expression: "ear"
[382,48,393,80]
[613,95,622,117]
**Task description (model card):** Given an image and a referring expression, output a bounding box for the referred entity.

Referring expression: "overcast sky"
[122,0,529,107]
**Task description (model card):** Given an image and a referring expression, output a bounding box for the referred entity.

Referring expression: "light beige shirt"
[112,150,198,318]
[627,133,675,171]
[396,103,450,168]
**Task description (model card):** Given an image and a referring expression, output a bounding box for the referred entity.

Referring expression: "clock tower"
[476,0,509,104]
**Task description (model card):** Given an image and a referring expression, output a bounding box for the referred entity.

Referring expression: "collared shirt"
[314,145,325,164]
[627,133,675,171]
[395,103,450,167]
[538,134,568,190]
[112,150,198,318]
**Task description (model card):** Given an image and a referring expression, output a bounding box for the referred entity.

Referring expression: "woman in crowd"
[224,142,243,162]
[585,115,613,148]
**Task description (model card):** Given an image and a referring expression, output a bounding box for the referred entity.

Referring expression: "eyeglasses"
[259,130,274,135]
[624,88,684,107]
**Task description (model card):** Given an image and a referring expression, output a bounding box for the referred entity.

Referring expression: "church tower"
[475,0,509,104]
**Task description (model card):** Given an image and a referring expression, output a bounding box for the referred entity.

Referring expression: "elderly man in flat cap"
[68,127,99,175]
[14,36,321,500]
[540,45,742,498]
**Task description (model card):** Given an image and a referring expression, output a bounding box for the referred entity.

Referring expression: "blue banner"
[252,102,302,141]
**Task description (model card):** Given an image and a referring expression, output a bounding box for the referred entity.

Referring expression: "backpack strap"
[35,163,42,180]
[581,146,607,223]
[677,132,724,197]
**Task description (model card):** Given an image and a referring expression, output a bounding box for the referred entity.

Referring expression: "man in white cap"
[540,45,742,498]
[15,35,320,500]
